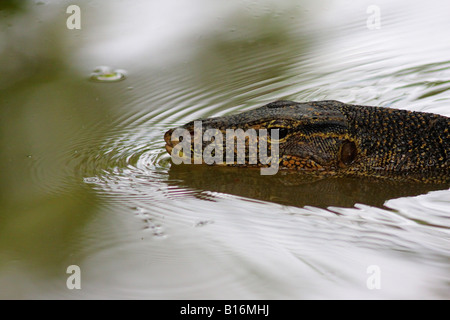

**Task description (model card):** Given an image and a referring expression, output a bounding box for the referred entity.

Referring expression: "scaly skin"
[164,100,449,183]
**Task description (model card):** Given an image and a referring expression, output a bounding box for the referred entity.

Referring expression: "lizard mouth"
[164,129,175,155]
[164,126,198,157]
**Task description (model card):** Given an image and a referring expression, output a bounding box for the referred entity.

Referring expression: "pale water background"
[0,0,449,299]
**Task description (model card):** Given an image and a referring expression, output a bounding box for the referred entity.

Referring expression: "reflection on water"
[167,165,449,209]
[1,0,449,299]
[0,0,119,289]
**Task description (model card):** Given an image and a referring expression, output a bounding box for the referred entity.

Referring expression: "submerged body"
[164,100,449,183]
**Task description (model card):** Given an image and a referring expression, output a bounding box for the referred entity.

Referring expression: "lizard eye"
[340,140,357,165]
[270,127,289,140]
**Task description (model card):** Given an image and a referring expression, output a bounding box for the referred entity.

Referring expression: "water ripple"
[67,0,450,299]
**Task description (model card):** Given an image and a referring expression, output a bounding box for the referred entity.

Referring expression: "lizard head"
[164,100,358,175]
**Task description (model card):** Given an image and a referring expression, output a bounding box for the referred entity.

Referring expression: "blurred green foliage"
[0,2,116,277]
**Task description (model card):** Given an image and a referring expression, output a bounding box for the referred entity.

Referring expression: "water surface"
[0,0,449,299]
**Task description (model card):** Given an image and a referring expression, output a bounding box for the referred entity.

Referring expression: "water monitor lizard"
[164,100,449,183]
